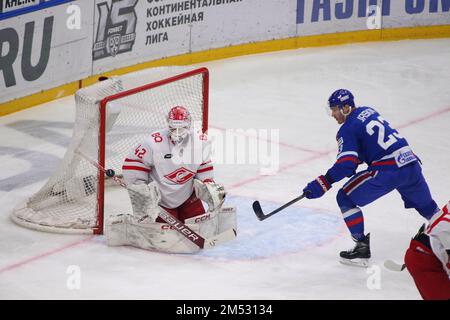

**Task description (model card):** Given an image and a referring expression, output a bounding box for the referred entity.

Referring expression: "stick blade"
[384,260,406,272]
[252,201,265,220]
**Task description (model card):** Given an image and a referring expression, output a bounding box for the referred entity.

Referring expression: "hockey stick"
[253,193,307,221]
[75,149,236,249]
[384,260,406,272]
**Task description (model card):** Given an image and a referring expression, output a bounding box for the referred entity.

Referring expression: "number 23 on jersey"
[366,116,403,150]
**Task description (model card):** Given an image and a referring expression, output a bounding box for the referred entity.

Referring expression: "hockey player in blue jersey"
[302,89,440,267]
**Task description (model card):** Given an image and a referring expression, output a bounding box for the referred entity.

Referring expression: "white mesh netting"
[11,67,208,234]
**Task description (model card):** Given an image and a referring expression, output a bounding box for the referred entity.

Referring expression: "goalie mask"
[167,106,191,143]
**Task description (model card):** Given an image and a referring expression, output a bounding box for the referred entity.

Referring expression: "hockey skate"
[339,233,371,268]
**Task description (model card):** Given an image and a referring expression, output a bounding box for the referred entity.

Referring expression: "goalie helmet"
[328,89,355,109]
[167,106,191,143]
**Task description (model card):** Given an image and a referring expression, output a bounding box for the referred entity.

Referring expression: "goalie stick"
[75,149,236,249]
[253,193,307,221]
[384,259,406,272]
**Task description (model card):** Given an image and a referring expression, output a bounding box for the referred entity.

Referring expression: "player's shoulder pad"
[352,106,379,123]
[342,106,376,133]
[144,128,169,145]
[152,128,169,136]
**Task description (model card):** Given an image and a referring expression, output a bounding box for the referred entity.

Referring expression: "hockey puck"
[105,169,115,177]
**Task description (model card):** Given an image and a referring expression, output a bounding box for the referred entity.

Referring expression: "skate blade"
[339,257,370,268]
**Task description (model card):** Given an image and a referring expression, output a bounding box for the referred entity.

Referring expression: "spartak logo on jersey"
[164,167,195,184]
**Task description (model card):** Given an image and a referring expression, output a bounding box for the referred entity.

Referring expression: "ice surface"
[1,39,449,299]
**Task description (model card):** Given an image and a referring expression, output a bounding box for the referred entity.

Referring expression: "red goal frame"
[94,67,209,234]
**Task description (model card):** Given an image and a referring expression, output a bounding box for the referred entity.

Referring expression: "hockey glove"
[194,179,226,212]
[303,175,332,199]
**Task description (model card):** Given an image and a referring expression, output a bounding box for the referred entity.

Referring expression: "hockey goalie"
[106,106,237,253]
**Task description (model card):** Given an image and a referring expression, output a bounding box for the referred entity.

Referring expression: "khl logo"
[93,0,138,60]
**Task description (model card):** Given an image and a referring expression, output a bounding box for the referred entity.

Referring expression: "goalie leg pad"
[184,211,219,239]
[218,206,237,234]
[183,206,237,239]
[106,212,201,253]
[106,214,131,247]
[128,181,161,221]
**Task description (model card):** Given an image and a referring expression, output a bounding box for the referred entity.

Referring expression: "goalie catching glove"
[127,181,161,222]
[194,179,226,212]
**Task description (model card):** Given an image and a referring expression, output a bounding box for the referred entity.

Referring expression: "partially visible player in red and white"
[404,201,450,300]
[106,106,236,253]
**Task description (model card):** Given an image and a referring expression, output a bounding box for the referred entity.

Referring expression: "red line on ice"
[396,107,450,130]
[0,236,95,274]
[2,107,448,273]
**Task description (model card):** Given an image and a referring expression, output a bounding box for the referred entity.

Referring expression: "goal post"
[96,67,209,234]
[11,67,209,235]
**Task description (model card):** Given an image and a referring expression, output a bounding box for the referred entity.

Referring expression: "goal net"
[11,67,209,234]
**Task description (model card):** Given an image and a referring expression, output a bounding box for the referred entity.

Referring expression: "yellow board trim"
[2,24,450,116]
[0,81,80,117]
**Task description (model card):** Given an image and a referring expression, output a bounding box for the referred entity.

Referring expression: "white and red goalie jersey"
[122,128,213,209]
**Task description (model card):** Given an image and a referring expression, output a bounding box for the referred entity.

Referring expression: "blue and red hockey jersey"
[325,106,418,183]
